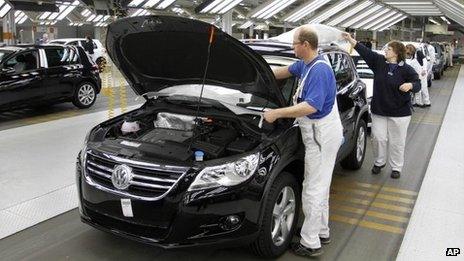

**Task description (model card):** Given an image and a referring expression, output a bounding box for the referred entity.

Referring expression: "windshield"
[149,84,278,109]
[0,50,13,63]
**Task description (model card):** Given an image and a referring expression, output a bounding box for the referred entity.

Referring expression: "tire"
[96,57,107,73]
[340,119,367,170]
[250,173,300,258]
[72,82,97,109]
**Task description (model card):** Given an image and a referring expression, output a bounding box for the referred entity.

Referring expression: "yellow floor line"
[331,204,410,223]
[332,181,418,197]
[330,194,413,214]
[330,214,405,234]
[331,187,416,204]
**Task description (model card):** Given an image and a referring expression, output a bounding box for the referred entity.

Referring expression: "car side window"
[45,47,68,67]
[278,77,297,105]
[3,51,39,73]
[326,53,354,90]
[66,47,79,65]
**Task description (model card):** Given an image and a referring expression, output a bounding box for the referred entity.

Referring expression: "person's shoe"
[319,237,331,245]
[291,242,323,257]
[391,170,401,179]
[371,164,386,175]
[423,104,431,107]
[412,104,422,107]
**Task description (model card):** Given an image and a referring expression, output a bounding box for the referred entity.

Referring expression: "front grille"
[84,151,188,199]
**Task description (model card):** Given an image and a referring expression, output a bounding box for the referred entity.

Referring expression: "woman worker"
[342,33,421,179]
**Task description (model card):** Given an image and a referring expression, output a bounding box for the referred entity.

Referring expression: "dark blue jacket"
[355,43,421,117]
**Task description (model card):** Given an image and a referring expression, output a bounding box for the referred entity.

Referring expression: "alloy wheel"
[78,84,95,106]
[271,186,296,246]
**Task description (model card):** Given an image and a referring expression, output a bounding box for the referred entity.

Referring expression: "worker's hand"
[341,32,357,47]
[399,83,413,92]
[264,110,279,123]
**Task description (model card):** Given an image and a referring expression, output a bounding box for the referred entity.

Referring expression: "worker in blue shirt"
[264,25,343,257]
[342,33,420,179]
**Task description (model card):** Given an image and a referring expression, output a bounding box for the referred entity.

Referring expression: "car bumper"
[76,161,261,248]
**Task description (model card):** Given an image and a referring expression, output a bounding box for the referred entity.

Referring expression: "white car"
[48,38,107,71]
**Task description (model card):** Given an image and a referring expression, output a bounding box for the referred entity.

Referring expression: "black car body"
[0,44,101,112]
[76,16,369,258]
[431,42,445,79]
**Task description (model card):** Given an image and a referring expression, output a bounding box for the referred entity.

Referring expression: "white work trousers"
[297,107,343,249]
[371,114,411,172]
[415,74,431,105]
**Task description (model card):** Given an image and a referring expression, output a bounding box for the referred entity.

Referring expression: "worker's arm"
[272,65,292,80]
[264,102,316,123]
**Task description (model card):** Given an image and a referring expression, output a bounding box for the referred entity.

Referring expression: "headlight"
[188,153,260,191]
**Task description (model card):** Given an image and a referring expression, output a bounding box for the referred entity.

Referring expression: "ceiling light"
[143,0,161,8]
[128,0,145,7]
[260,0,296,19]
[440,16,451,24]
[81,9,91,17]
[378,15,407,31]
[371,13,404,31]
[353,8,390,28]
[156,0,177,9]
[0,2,11,18]
[283,0,330,23]
[251,0,296,20]
[363,10,398,30]
[92,14,103,22]
[308,0,357,24]
[428,18,440,25]
[57,5,76,20]
[326,0,372,26]
[239,20,253,29]
[86,14,96,21]
[341,4,382,28]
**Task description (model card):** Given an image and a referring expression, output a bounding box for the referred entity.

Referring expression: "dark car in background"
[0,44,101,112]
[76,16,369,258]
[431,42,445,79]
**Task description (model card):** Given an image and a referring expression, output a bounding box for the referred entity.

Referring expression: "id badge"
[121,198,134,217]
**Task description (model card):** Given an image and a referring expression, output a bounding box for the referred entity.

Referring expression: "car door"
[0,50,44,109]
[43,46,76,99]
[325,52,357,155]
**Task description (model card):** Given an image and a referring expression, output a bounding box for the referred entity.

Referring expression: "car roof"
[0,46,23,52]
[242,39,349,58]
[49,38,102,43]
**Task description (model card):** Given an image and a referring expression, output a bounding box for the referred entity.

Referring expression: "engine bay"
[103,110,260,161]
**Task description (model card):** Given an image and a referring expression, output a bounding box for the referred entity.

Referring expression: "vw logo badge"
[111,164,133,190]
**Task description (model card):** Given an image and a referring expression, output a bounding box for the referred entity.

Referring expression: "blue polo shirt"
[289,55,337,119]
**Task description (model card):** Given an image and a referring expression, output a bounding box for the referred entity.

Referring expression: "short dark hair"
[297,26,318,50]
[388,41,406,62]
[405,44,416,56]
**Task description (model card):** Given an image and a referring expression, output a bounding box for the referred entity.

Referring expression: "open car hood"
[106,15,285,107]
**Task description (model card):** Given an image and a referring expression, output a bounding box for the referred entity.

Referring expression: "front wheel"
[73,82,97,109]
[250,173,300,258]
[340,119,367,170]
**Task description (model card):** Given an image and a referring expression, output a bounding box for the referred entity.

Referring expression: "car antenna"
[188,25,215,152]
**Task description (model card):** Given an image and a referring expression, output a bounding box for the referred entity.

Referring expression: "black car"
[0,44,101,112]
[430,42,445,79]
[76,16,369,258]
